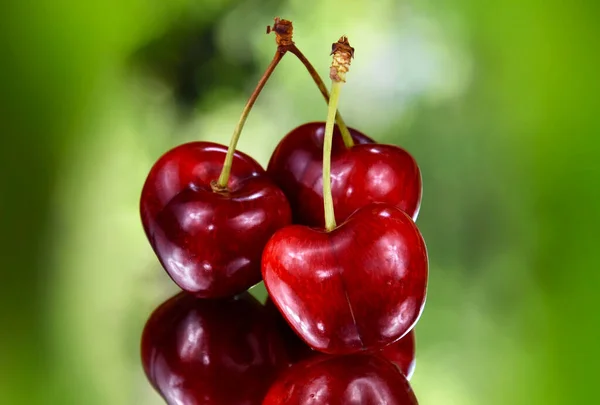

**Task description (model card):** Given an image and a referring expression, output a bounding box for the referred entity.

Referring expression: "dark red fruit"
[141,292,291,405]
[267,122,421,227]
[262,203,428,355]
[382,330,416,380]
[262,354,419,405]
[140,142,291,298]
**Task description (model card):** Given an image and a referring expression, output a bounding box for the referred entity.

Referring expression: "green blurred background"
[1,0,598,404]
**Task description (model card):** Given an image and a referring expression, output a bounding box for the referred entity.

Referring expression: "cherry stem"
[323,80,343,231]
[288,44,354,148]
[323,36,354,231]
[215,50,285,190]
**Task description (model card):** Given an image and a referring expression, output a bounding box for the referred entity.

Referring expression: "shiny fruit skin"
[141,292,290,405]
[382,330,416,380]
[140,142,292,298]
[266,296,417,378]
[267,122,422,227]
[262,354,419,405]
[262,203,428,355]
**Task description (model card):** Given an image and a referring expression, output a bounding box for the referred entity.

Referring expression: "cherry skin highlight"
[262,203,428,355]
[140,142,291,298]
[141,292,291,405]
[267,122,422,227]
[262,354,419,405]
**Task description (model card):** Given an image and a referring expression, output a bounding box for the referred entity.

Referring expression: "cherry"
[263,39,428,355]
[140,142,291,298]
[140,21,309,298]
[262,203,428,354]
[267,121,422,227]
[141,291,292,405]
[262,354,419,405]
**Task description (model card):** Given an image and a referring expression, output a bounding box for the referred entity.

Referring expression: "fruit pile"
[140,18,428,405]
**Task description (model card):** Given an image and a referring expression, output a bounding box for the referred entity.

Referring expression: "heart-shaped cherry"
[264,43,428,355]
[262,353,419,405]
[262,203,428,355]
[267,122,422,227]
[141,291,292,405]
[140,142,291,298]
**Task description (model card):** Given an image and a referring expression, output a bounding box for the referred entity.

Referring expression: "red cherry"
[267,122,422,227]
[140,142,291,298]
[262,203,428,355]
[262,354,419,405]
[141,292,291,405]
[382,330,416,380]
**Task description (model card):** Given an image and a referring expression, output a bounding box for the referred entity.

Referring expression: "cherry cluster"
[140,18,427,405]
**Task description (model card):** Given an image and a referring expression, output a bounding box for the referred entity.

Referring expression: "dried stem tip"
[330,36,354,82]
[267,17,294,47]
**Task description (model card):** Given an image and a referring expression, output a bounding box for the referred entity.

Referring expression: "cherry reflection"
[141,292,418,405]
[262,353,419,405]
[141,292,290,405]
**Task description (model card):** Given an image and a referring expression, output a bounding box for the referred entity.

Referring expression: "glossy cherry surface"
[140,142,291,298]
[264,297,317,365]
[262,203,428,355]
[267,122,422,227]
[266,300,418,379]
[382,330,416,380]
[262,354,419,405]
[141,292,291,405]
